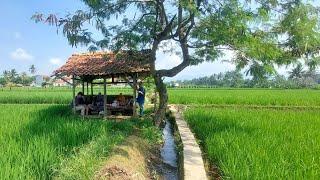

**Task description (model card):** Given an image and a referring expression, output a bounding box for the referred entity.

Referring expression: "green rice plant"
[169,88,320,106]
[0,104,134,179]
[2,87,320,106]
[184,107,320,179]
[0,87,132,104]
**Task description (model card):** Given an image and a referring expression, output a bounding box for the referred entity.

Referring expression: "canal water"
[160,119,179,180]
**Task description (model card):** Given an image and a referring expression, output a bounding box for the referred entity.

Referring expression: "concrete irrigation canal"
[160,119,179,180]
[169,105,207,180]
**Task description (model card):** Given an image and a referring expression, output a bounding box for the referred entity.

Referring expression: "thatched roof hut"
[53,50,152,117]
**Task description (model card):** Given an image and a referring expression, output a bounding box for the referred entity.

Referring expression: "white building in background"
[30,75,44,87]
[52,76,72,87]
[173,82,180,87]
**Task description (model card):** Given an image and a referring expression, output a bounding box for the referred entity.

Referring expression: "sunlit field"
[1,87,320,179]
[0,103,158,179]
[0,87,132,104]
[184,107,320,179]
[169,88,320,106]
[2,87,320,106]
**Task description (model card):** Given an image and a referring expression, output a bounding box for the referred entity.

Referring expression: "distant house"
[169,82,180,88]
[31,75,44,87]
[173,82,180,87]
[53,76,72,87]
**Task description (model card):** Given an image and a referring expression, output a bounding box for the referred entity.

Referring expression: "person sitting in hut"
[136,81,145,116]
[87,92,104,114]
[95,92,104,112]
[116,93,126,106]
[75,92,88,116]
[96,92,104,102]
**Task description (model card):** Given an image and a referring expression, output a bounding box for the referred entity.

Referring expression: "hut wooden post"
[103,77,107,117]
[82,81,84,93]
[91,81,93,96]
[86,82,89,96]
[132,74,137,117]
[72,75,76,114]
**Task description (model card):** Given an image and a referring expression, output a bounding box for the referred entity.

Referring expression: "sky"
[0,0,318,81]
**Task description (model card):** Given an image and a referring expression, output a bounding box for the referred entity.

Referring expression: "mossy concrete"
[169,105,207,180]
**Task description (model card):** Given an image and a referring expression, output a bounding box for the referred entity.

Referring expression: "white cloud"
[10,48,34,61]
[49,58,63,66]
[14,32,21,39]
[156,53,182,70]
[165,61,236,81]
[156,46,237,81]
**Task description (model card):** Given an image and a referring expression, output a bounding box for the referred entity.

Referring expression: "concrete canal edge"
[169,105,207,180]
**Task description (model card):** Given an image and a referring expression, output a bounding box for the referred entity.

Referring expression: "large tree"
[33,0,320,124]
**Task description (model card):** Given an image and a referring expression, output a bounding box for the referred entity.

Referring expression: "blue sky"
[0,0,87,75]
[0,0,238,81]
[0,0,318,81]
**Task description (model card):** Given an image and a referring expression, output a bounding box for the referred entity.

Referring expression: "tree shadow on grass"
[12,105,134,179]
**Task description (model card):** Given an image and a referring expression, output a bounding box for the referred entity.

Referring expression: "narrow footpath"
[169,105,207,180]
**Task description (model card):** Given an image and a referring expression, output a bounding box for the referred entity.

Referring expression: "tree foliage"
[172,70,320,89]
[32,0,320,123]
[1,69,34,86]
[32,0,320,74]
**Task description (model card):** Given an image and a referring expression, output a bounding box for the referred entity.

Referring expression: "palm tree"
[3,70,10,83]
[289,63,305,79]
[29,64,36,75]
[9,69,18,83]
[20,72,28,85]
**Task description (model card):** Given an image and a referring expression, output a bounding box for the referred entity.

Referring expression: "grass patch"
[0,87,132,104]
[169,89,320,106]
[0,104,157,179]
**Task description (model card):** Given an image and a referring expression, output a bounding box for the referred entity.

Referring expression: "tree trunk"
[154,73,168,126]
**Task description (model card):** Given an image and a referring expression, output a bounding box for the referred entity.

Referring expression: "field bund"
[169,105,207,180]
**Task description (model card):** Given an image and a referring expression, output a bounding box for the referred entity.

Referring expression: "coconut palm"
[289,63,305,79]
[29,65,36,75]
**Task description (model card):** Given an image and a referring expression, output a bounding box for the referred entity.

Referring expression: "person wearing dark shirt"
[75,92,87,116]
[136,82,145,116]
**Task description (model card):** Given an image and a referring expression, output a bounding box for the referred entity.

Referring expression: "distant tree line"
[169,64,320,89]
[0,65,38,87]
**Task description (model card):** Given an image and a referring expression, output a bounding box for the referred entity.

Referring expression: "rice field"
[0,104,156,179]
[0,87,132,104]
[184,107,320,179]
[1,87,320,179]
[169,88,320,106]
[2,87,320,106]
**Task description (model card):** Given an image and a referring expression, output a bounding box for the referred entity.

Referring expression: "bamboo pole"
[72,75,76,114]
[91,82,93,96]
[86,82,89,95]
[103,77,107,117]
[82,81,84,93]
[132,74,137,117]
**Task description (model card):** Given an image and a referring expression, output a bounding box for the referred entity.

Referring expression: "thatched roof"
[53,50,152,78]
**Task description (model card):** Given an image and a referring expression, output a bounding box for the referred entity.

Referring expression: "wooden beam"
[72,75,76,114]
[91,81,132,85]
[123,76,134,88]
[103,78,107,117]
[86,82,89,96]
[82,81,84,93]
[132,74,137,117]
[55,76,72,85]
[91,82,93,95]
